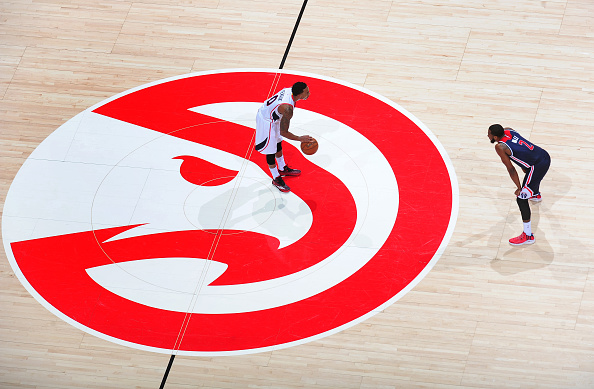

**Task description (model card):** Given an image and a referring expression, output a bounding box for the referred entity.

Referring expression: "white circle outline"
[2,68,459,356]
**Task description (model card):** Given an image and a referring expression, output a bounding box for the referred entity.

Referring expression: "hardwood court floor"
[1,0,594,388]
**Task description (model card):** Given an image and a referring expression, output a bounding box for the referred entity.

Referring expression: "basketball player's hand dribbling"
[299,135,314,143]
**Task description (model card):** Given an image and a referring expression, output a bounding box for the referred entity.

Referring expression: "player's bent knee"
[517,187,532,200]
[266,154,276,166]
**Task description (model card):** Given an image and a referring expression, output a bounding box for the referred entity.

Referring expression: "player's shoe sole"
[529,194,542,202]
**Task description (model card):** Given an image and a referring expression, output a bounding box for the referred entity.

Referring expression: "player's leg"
[509,170,536,245]
[509,195,535,245]
[529,154,551,202]
[276,142,301,177]
[256,116,290,192]
[512,156,550,243]
[275,142,285,168]
[267,153,280,178]
[268,153,290,192]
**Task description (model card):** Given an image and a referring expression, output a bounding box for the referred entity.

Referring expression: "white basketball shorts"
[255,111,281,155]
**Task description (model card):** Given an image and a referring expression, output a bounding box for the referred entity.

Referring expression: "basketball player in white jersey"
[255,82,314,192]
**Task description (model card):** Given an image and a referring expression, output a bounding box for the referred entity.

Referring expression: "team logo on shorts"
[2,69,458,355]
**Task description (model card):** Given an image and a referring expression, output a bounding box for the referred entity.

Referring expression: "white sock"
[276,156,286,170]
[270,166,280,179]
[523,222,532,236]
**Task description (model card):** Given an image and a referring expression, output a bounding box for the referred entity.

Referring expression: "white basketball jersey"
[257,88,295,122]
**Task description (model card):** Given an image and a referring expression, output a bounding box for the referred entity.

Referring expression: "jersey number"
[519,140,534,150]
[266,95,278,106]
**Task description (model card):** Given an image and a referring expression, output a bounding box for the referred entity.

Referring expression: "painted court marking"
[2,69,458,356]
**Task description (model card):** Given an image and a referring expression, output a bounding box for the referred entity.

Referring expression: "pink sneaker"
[509,232,535,246]
[529,193,542,202]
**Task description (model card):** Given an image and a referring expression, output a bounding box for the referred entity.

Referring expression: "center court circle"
[2,69,458,355]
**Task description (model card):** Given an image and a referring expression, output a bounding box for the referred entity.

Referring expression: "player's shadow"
[489,205,553,276]
[195,180,311,234]
[489,167,588,277]
[453,203,553,276]
[455,166,583,276]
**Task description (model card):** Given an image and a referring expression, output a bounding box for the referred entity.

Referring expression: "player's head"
[292,82,310,101]
[488,124,505,143]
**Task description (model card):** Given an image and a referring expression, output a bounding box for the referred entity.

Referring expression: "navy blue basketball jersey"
[498,129,547,168]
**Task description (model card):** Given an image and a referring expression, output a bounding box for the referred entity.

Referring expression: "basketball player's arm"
[278,104,314,143]
[503,127,526,173]
[495,143,522,195]
[502,128,528,172]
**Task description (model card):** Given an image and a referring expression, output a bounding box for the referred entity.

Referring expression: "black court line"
[280,0,309,69]
[159,1,309,387]
[159,355,175,389]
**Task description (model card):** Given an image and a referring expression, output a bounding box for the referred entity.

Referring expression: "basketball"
[301,138,318,155]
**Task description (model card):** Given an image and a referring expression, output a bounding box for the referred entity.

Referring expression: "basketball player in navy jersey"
[488,124,551,245]
[255,82,314,192]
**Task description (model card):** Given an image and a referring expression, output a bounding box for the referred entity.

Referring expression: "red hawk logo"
[3,70,458,355]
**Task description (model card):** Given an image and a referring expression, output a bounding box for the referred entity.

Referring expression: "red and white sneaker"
[529,193,542,202]
[272,176,291,192]
[279,166,301,177]
[509,232,535,246]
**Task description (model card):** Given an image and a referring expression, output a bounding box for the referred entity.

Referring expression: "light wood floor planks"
[1,0,594,388]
